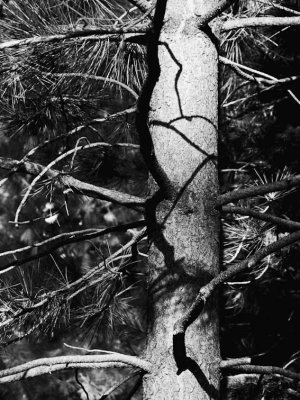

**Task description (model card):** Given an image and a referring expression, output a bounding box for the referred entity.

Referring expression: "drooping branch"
[221,363,300,381]
[217,175,300,206]
[0,107,137,188]
[0,354,153,384]
[222,16,300,31]
[0,157,146,209]
[173,229,300,345]
[0,25,150,50]
[0,220,146,274]
[48,73,138,99]
[222,205,300,231]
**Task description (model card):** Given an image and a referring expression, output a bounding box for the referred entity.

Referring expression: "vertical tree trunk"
[143,1,220,399]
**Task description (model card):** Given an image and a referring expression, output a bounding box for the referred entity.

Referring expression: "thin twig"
[0,221,146,274]
[48,73,138,99]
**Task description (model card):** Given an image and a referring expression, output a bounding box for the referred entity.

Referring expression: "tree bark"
[143,1,220,399]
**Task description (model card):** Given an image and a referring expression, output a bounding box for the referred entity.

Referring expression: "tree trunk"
[143,1,220,399]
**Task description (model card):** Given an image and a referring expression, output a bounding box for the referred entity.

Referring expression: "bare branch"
[14,142,142,226]
[217,175,300,206]
[220,56,300,107]
[126,0,152,14]
[174,229,300,341]
[221,363,300,381]
[222,16,300,31]
[198,0,238,26]
[222,205,300,231]
[0,157,146,209]
[0,221,146,274]
[0,25,150,50]
[220,358,252,369]
[0,354,153,384]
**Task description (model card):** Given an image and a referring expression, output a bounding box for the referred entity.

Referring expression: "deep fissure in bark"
[141,1,221,399]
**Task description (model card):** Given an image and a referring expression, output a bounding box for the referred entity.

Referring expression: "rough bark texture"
[143,1,220,399]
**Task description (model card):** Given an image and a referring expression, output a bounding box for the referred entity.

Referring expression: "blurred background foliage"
[0,0,300,399]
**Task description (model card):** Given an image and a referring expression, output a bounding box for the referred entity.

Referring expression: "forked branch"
[0,157,145,211]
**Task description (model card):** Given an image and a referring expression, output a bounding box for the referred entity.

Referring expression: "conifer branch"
[0,221,146,274]
[222,16,300,31]
[222,206,300,231]
[0,157,146,209]
[48,73,138,99]
[13,142,143,226]
[0,25,150,50]
[198,0,238,26]
[174,229,300,345]
[220,358,252,369]
[127,0,152,14]
[221,363,300,381]
[0,354,153,384]
[0,108,137,189]
[217,175,300,206]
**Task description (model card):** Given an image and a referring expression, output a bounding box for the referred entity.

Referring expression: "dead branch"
[0,157,146,209]
[0,354,153,384]
[222,16,300,31]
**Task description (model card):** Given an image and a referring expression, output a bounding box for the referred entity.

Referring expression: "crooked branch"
[0,108,137,188]
[0,354,153,384]
[13,142,143,226]
[0,157,145,210]
[173,229,300,354]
